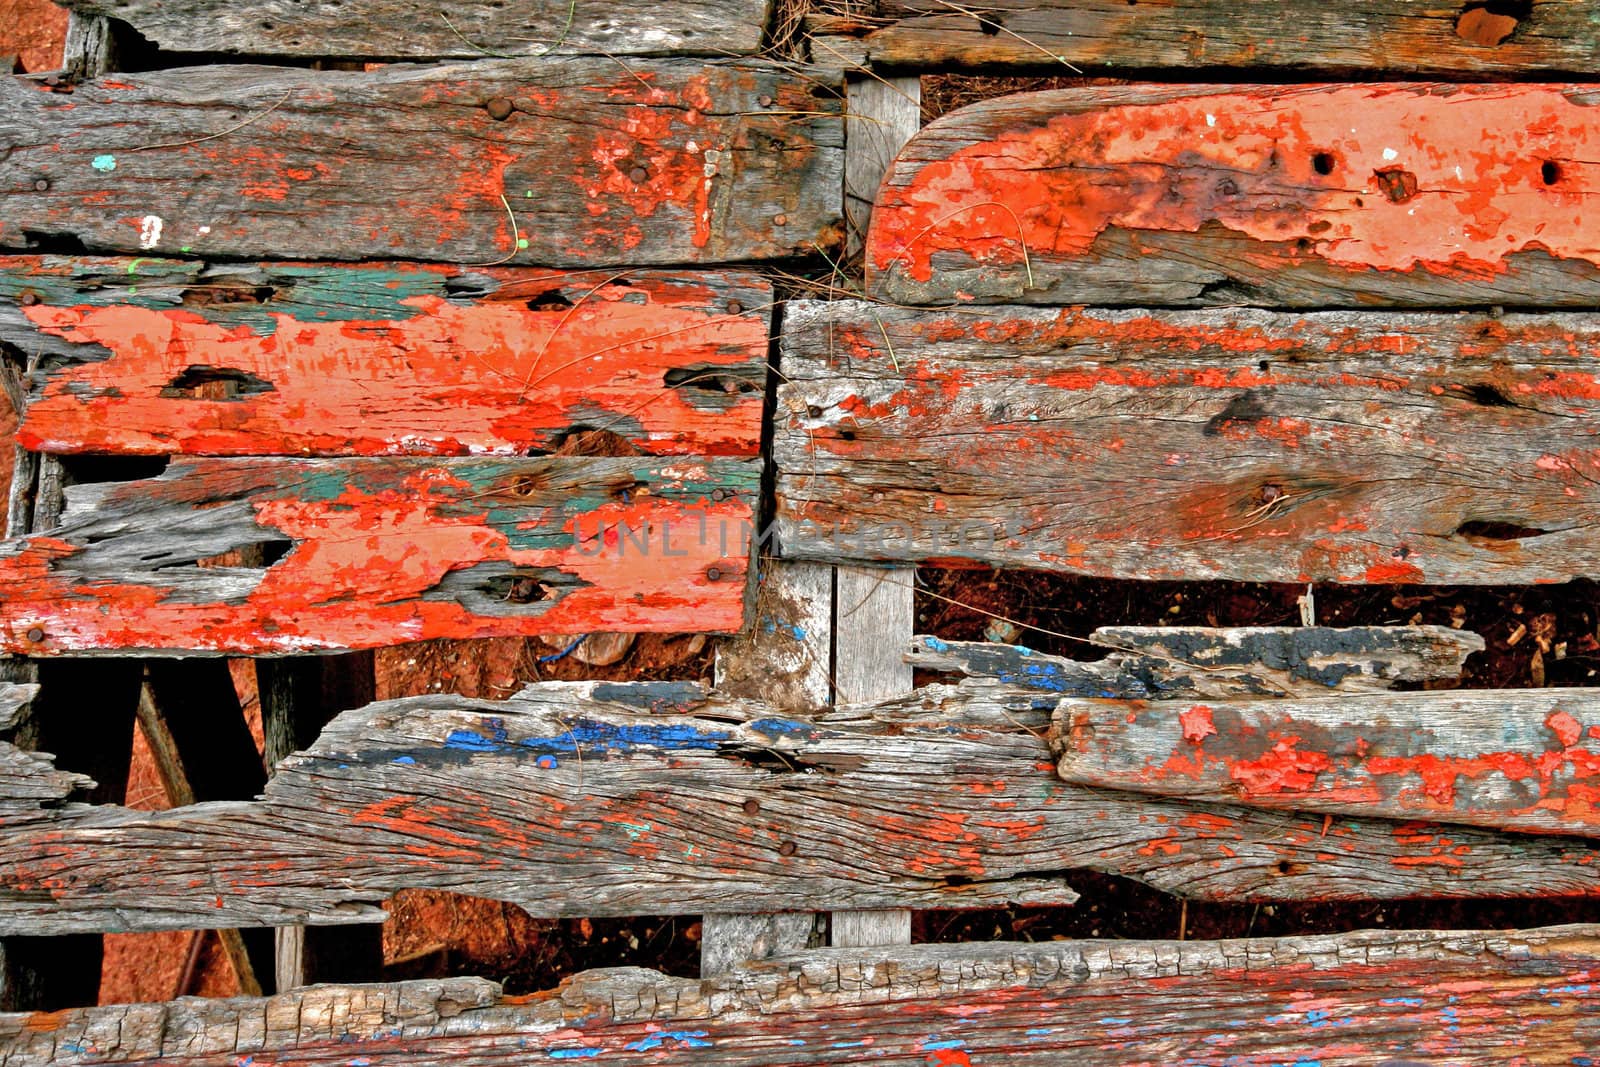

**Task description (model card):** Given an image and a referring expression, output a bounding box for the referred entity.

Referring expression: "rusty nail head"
[741,798,760,815]
[772,213,788,226]
[711,488,729,501]
[758,93,774,108]
[629,166,649,183]
[19,292,39,306]
[25,627,43,642]
[485,97,514,121]
[33,179,48,192]
[778,840,797,857]
[705,565,723,581]
[726,299,743,315]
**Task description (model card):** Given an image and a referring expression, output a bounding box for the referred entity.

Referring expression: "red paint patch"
[1180,704,1217,744]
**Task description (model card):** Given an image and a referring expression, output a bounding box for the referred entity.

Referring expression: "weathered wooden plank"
[813,0,1600,74]
[867,84,1600,306]
[56,0,772,59]
[0,456,757,655]
[0,685,36,733]
[7,926,1600,1063]
[9,678,1600,935]
[0,258,769,458]
[1,59,844,265]
[776,299,1600,583]
[912,626,1484,699]
[0,742,91,811]
[1055,688,1600,838]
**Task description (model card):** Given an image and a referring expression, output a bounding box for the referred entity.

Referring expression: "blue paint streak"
[1025,1029,1054,1037]
[924,1039,966,1050]
[445,717,730,756]
[1099,1017,1133,1025]
[923,636,950,652]
[1380,997,1425,1007]
[749,718,815,742]
[548,1050,601,1059]
[1306,1009,1330,1028]
[624,1031,712,1052]
[391,755,415,764]
[536,754,559,770]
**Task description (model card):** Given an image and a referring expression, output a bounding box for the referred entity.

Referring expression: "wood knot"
[1455,2,1527,46]
[484,97,514,121]
[1373,167,1419,203]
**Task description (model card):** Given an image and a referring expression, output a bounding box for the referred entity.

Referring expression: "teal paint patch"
[91,154,117,172]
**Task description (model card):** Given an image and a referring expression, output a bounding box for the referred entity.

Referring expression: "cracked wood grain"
[5,678,1600,935]
[867,84,1600,306]
[5,926,1599,1063]
[0,456,757,654]
[55,0,773,59]
[1054,689,1600,839]
[0,59,843,265]
[0,258,769,458]
[775,300,1600,583]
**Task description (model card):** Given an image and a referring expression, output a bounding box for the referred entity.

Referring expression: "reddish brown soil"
[0,0,67,73]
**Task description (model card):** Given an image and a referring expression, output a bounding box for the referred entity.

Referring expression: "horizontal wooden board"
[58,0,772,59]
[6,679,1600,935]
[0,257,768,457]
[0,59,843,265]
[1055,689,1600,838]
[911,626,1483,698]
[0,457,756,655]
[775,300,1600,583]
[6,926,1599,1064]
[867,84,1600,306]
[812,0,1600,74]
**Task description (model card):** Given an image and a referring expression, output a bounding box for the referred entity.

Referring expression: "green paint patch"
[91,154,117,173]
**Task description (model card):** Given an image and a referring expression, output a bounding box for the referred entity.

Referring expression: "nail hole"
[1454,520,1549,541]
[525,289,574,312]
[1312,152,1335,175]
[777,840,797,856]
[1457,381,1517,408]
[1541,160,1561,186]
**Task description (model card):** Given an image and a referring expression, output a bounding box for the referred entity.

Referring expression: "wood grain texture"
[9,678,1600,935]
[776,300,1600,583]
[0,456,757,654]
[57,0,772,59]
[844,76,921,255]
[812,0,1600,74]
[6,926,1600,1064]
[0,258,769,457]
[0,59,844,265]
[713,561,832,711]
[911,625,1483,699]
[0,685,36,733]
[1054,689,1600,838]
[866,84,1600,306]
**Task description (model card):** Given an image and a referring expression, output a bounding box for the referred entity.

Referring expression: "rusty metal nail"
[629,166,649,183]
[1258,483,1284,505]
[710,488,729,501]
[742,798,760,815]
[25,627,44,642]
[772,213,788,226]
[726,300,743,315]
[705,565,723,582]
[757,94,774,108]
[778,840,797,857]
[19,292,39,306]
[485,97,514,121]
[32,179,48,192]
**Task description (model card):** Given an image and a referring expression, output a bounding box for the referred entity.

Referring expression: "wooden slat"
[0,258,769,458]
[0,457,757,655]
[867,84,1600,306]
[10,678,1600,935]
[0,686,36,733]
[812,0,1600,74]
[1055,689,1600,838]
[776,299,1600,583]
[0,59,843,265]
[56,0,772,59]
[6,926,1600,1063]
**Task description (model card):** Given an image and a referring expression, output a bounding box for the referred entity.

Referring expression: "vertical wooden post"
[257,652,383,988]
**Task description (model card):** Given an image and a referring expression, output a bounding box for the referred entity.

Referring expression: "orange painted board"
[868,83,1600,306]
[0,457,757,655]
[1055,690,1600,839]
[1,258,768,457]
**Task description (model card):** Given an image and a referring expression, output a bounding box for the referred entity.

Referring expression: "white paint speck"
[685,140,699,153]
[1382,147,1399,161]
[197,225,211,235]
[1454,166,1463,180]
[1205,113,1216,127]
[138,215,163,250]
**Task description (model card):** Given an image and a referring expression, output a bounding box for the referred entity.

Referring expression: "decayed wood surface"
[0,456,756,654]
[1,59,843,265]
[0,686,35,733]
[1055,689,1600,838]
[10,678,1600,935]
[813,0,1600,74]
[776,300,1600,583]
[7,926,1600,1064]
[0,257,768,457]
[867,84,1600,306]
[56,0,771,59]
[911,626,1483,698]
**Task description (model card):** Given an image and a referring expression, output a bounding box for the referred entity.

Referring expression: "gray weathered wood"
[866,83,1600,307]
[0,742,92,811]
[713,561,832,711]
[61,13,116,81]
[699,913,818,978]
[10,678,1600,935]
[0,59,843,266]
[6,926,1600,1063]
[1054,688,1600,839]
[57,0,772,59]
[811,0,1600,74]
[0,686,37,734]
[776,300,1600,583]
[844,76,921,256]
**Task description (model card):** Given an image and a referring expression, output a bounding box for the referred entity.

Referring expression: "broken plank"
[0,456,757,655]
[775,299,1600,583]
[0,59,844,265]
[8,678,1600,935]
[7,926,1600,1063]
[910,626,1483,699]
[0,685,36,732]
[0,258,769,457]
[0,742,92,811]
[56,0,772,59]
[1054,688,1600,838]
[812,0,1600,75]
[866,83,1600,306]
